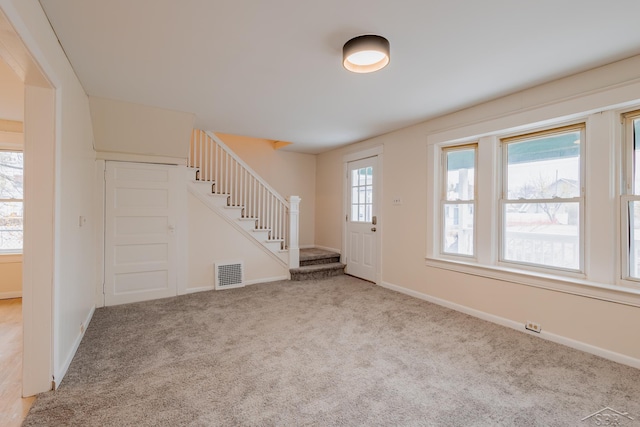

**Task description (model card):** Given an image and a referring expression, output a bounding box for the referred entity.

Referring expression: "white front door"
[104,161,178,306]
[346,156,378,282]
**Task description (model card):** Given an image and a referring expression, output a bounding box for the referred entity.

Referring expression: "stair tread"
[290,262,344,273]
[299,249,340,262]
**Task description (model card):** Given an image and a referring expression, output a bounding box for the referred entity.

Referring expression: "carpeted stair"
[290,248,345,281]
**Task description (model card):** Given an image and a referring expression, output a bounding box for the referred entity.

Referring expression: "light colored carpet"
[23,275,640,426]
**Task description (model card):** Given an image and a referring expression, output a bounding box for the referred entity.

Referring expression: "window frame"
[440,143,477,258]
[0,149,24,255]
[621,110,640,283]
[426,106,640,307]
[498,124,586,274]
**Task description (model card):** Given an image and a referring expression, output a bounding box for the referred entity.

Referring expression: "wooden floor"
[0,298,34,427]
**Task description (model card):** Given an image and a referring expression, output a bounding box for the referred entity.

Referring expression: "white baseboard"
[0,291,21,299]
[54,305,95,389]
[185,275,289,294]
[244,275,288,286]
[185,285,215,294]
[313,245,341,254]
[380,281,640,370]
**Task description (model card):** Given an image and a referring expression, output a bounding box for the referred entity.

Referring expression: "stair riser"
[224,207,243,220]
[238,220,258,231]
[264,241,283,252]
[300,256,341,266]
[290,267,345,281]
[251,230,270,241]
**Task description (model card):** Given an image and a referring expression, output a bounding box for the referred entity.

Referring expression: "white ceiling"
[39,0,640,153]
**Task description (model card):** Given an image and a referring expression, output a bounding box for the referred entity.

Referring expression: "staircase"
[290,248,345,281]
[187,130,300,268]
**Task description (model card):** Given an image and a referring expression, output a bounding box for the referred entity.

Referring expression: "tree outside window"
[0,151,24,253]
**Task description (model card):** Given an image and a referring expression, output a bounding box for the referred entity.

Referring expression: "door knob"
[371,227,377,232]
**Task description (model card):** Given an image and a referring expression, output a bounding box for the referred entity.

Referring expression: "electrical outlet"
[80,323,85,334]
[525,321,541,333]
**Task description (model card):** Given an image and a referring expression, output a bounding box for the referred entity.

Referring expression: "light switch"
[392,197,403,205]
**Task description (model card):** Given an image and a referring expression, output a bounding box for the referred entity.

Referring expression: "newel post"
[288,196,301,268]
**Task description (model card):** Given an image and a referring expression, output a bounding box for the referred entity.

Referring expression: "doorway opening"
[0,5,57,418]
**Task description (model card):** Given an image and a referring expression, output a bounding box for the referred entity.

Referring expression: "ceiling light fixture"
[343,35,390,73]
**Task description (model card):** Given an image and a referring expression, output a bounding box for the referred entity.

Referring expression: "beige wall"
[315,55,640,362]
[1,0,99,391]
[217,133,316,248]
[0,255,21,297]
[0,58,23,121]
[187,193,288,289]
[89,96,194,162]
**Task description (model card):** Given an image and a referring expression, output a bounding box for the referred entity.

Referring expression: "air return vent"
[214,261,244,290]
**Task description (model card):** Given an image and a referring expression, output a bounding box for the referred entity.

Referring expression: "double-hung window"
[500,125,584,271]
[442,144,476,257]
[0,150,24,254]
[622,110,640,281]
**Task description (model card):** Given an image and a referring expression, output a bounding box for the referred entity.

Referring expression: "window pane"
[359,168,366,186]
[446,149,475,201]
[503,202,579,270]
[633,118,640,195]
[628,201,640,279]
[0,151,23,199]
[507,131,580,199]
[351,165,374,223]
[443,203,474,256]
[0,201,23,252]
[358,205,365,222]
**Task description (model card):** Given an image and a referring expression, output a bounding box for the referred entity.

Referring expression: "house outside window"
[0,150,24,254]
[500,125,584,271]
[622,110,640,280]
[442,145,476,257]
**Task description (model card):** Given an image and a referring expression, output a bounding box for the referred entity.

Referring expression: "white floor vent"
[214,261,244,290]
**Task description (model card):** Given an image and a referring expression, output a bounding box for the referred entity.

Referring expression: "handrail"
[204,131,289,208]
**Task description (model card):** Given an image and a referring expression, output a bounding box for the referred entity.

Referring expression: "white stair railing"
[188,130,299,268]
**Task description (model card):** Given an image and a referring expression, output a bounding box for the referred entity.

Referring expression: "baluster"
[224,153,231,194]
[205,132,210,181]
[252,177,256,219]
[268,191,272,234]
[215,143,219,194]
[235,160,239,206]
[199,130,203,171]
[189,131,193,167]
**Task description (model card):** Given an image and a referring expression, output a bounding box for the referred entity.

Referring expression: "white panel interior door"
[104,161,178,306]
[346,156,378,282]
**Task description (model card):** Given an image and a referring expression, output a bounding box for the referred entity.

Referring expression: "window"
[622,110,640,280]
[350,165,373,223]
[442,145,476,256]
[500,125,584,271]
[0,150,24,254]
[427,106,640,302]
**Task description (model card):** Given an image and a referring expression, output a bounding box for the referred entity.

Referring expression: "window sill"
[424,256,640,308]
[0,253,23,263]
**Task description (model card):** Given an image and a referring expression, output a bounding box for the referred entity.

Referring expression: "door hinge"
[346,214,348,222]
